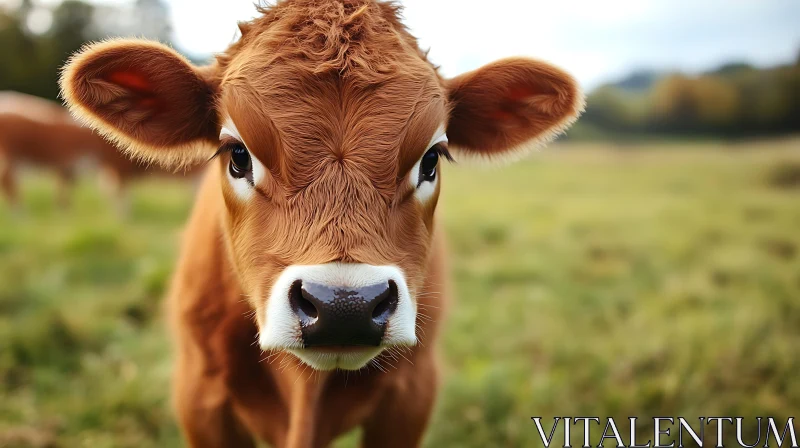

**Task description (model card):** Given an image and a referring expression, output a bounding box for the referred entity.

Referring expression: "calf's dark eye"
[418,148,439,185]
[229,144,252,179]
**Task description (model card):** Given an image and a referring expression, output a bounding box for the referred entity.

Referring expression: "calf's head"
[60,0,583,370]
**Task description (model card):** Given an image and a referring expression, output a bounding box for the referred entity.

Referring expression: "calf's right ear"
[60,39,219,168]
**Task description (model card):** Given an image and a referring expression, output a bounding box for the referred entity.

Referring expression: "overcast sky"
[7,0,800,88]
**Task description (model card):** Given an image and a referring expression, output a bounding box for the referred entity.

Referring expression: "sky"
[6,0,800,89]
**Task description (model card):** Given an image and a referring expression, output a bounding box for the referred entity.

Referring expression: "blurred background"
[0,0,798,447]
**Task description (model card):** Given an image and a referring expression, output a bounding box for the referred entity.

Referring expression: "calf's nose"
[289,280,399,347]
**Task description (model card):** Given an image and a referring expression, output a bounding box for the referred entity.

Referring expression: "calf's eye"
[418,147,439,185]
[229,144,252,179]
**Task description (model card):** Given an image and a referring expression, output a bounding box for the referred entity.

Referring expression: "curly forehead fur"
[218,0,435,83]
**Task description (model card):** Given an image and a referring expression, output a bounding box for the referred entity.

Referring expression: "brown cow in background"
[0,91,196,209]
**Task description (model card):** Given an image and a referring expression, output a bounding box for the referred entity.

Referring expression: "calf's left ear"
[60,39,219,168]
[445,58,584,161]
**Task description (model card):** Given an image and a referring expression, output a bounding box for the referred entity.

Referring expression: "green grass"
[1,139,799,447]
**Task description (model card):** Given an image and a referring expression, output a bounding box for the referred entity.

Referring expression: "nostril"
[371,280,399,325]
[289,280,318,326]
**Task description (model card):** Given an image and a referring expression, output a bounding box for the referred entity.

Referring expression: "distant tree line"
[578,54,800,138]
[0,0,172,101]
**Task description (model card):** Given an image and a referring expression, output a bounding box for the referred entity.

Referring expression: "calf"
[60,0,583,446]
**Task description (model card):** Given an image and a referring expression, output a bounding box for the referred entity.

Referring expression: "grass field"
[1,139,799,447]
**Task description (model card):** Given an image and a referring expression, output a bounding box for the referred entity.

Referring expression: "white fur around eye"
[409,126,447,203]
[221,119,266,201]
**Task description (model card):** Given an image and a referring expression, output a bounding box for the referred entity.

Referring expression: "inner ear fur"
[445,57,585,161]
[60,39,220,168]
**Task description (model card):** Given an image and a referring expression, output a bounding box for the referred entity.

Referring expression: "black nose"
[289,280,399,347]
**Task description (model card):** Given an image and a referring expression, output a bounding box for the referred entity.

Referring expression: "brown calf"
[60,1,583,446]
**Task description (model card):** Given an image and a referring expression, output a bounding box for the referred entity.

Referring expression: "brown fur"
[59,1,583,446]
